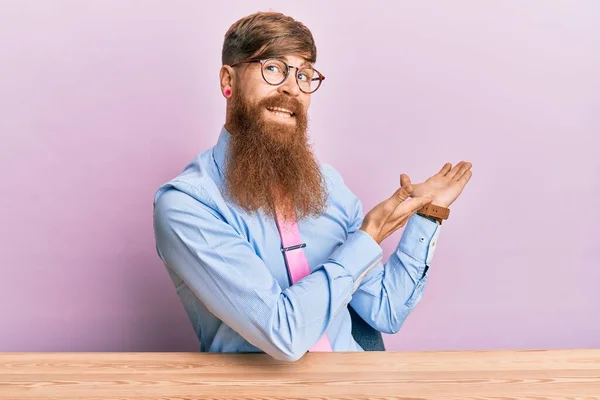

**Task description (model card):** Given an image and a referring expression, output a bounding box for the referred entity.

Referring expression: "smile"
[266,106,295,118]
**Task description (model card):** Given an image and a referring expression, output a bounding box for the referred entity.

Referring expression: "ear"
[220,65,234,93]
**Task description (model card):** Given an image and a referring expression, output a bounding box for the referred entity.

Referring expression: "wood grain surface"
[1,349,599,399]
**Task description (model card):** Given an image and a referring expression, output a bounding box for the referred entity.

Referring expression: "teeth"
[268,106,293,116]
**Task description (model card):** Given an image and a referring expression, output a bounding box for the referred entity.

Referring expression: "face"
[227,55,311,143]
[220,54,327,221]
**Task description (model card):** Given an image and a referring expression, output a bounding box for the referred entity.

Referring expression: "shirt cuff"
[327,229,383,288]
[398,214,441,265]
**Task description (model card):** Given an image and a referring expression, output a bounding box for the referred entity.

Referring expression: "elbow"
[381,310,410,335]
[267,346,306,362]
[261,331,309,362]
[391,310,414,334]
[276,351,306,363]
[273,338,309,362]
[378,322,402,335]
[386,290,425,333]
[263,296,313,362]
[385,321,405,335]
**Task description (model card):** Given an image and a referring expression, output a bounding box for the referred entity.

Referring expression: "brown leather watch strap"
[417,203,450,222]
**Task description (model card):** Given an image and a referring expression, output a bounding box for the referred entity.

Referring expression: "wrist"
[359,225,380,244]
[416,203,450,225]
[431,198,451,208]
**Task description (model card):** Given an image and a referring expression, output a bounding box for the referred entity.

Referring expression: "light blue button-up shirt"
[153,127,441,361]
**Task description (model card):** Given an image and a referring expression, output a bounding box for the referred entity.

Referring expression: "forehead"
[274,54,312,68]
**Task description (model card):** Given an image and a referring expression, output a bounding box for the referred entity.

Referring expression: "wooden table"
[1,349,599,399]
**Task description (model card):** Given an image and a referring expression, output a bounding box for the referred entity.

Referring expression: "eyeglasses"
[230,58,325,94]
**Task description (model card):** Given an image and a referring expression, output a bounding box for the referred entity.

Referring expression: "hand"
[411,161,473,208]
[360,174,433,244]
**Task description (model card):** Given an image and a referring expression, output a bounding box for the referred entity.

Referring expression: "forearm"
[154,190,382,361]
[253,230,383,359]
[349,214,441,333]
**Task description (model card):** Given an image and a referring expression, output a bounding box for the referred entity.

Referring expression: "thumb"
[400,173,413,193]
[390,174,413,204]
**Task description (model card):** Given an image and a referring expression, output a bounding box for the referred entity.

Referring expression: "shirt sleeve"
[153,187,382,361]
[346,188,442,334]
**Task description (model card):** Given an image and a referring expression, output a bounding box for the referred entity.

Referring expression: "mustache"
[259,95,303,116]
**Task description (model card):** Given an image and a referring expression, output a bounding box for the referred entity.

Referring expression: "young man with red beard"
[153,12,473,361]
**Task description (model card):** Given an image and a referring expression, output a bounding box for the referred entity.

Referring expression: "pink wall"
[1,1,598,352]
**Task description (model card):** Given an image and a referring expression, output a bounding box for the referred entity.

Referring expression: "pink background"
[1,1,598,352]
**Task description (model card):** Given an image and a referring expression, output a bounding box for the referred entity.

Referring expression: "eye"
[297,69,315,82]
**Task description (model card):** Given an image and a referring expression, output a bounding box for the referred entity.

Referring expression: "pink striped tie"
[274,207,333,352]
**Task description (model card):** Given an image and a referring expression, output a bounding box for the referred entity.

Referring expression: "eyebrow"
[275,56,312,69]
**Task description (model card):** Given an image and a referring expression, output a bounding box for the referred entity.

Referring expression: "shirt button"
[419,237,426,243]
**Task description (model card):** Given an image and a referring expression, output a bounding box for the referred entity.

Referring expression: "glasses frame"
[230,58,325,94]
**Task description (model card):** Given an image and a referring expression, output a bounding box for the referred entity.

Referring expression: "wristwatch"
[417,203,450,225]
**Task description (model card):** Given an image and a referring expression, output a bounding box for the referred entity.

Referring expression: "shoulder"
[320,163,346,188]
[320,163,357,196]
[153,149,223,220]
[320,163,362,216]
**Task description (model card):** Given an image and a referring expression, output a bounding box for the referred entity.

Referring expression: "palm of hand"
[411,162,473,208]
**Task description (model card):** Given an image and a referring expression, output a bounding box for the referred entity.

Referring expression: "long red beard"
[224,89,327,221]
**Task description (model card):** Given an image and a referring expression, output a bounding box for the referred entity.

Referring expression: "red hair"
[222,12,317,66]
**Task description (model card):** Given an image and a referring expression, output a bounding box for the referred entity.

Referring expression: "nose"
[277,68,300,97]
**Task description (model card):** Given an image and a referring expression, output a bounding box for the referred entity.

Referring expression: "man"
[153,11,472,361]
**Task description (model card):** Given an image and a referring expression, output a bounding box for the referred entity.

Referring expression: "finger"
[454,161,472,181]
[408,196,434,212]
[388,196,432,231]
[379,196,432,241]
[395,202,425,226]
[389,196,432,221]
[458,169,472,185]
[437,162,452,177]
[375,174,416,225]
[446,161,465,179]
[378,187,409,218]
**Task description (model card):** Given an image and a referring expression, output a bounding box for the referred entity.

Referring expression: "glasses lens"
[262,59,287,85]
[297,68,322,93]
